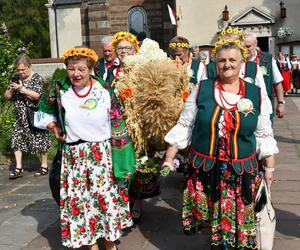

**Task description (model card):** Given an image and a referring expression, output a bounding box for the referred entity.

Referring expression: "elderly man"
[94,35,119,81]
[244,33,286,119]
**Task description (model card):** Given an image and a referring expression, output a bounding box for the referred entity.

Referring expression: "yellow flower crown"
[211,39,248,62]
[62,47,98,63]
[169,42,190,49]
[220,27,245,41]
[112,31,140,52]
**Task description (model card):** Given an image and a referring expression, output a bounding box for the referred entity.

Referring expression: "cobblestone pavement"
[0,97,299,250]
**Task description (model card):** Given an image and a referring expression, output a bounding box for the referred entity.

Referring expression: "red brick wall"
[81,0,176,56]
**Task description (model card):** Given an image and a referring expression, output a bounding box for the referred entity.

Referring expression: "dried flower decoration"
[169,42,190,49]
[112,31,140,53]
[220,27,245,41]
[211,39,248,62]
[62,47,98,63]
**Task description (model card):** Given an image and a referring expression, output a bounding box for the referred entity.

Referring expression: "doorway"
[257,37,269,52]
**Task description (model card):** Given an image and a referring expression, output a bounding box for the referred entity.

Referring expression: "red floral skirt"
[60,141,133,248]
[182,161,261,249]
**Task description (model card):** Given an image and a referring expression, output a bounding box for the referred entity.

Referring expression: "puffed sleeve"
[164,86,198,149]
[255,89,279,159]
[34,81,59,130]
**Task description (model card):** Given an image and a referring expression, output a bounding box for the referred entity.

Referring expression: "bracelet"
[264,167,275,172]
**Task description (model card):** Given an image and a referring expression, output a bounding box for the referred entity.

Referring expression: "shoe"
[9,168,23,179]
[34,166,49,177]
[183,226,196,235]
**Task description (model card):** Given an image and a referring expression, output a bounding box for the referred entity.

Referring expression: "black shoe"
[183,226,196,235]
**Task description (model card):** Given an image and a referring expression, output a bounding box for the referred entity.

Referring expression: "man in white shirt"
[94,36,119,81]
[244,33,286,118]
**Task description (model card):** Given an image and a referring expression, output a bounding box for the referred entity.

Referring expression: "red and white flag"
[167,4,177,26]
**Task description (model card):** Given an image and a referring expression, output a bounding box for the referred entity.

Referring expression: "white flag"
[167,4,177,26]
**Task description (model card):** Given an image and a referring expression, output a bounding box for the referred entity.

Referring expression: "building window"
[128,7,148,41]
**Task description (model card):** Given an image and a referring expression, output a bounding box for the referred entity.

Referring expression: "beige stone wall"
[47,2,82,58]
[176,0,299,49]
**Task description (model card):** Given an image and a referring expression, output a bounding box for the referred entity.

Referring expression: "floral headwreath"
[220,27,245,41]
[169,42,190,49]
[112,31,140,52]
[62,47,98,63]
[211,39,248,62]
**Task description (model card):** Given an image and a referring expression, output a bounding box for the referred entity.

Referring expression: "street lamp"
[222,5,229,21]
[280,1,286,19]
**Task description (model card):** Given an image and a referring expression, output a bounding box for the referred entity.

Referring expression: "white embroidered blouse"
[164,82,279,160]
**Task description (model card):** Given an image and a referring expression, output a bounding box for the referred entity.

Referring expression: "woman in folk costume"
[108,34,194,223]
[103,31,145,222]
[163,37,278,249]
[276,51,292,95]
[169,36,207,85]
[35,47,133,250]
[207,28,269,99]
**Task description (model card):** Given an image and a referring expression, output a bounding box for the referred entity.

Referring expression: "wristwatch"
[278,100,286,104]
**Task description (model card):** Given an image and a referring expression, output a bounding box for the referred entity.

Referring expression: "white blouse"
[164,82,279,160]
[34,81,111,143]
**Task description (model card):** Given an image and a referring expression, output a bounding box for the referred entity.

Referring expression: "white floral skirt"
[59,140,133,248]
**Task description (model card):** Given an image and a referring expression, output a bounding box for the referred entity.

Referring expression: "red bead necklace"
[217,79,245,109]
[72,78,93,98]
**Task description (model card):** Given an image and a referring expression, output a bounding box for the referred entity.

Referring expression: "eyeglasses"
[116,46,134,52]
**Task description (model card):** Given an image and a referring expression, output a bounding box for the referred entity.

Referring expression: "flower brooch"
[237,98,255,116]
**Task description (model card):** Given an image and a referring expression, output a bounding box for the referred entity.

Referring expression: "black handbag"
[49,144,62,206]
[27,106,45,132]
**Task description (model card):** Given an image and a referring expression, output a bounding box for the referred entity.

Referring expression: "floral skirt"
[182,161,261,250]
[60,141,133,248]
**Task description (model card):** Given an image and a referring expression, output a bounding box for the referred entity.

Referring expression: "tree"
[0,0,50,58]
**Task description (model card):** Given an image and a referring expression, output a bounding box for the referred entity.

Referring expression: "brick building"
[47,0,177,57]
[80,0,176,56]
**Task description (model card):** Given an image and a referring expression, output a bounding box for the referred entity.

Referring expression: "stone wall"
[31,58,65,79]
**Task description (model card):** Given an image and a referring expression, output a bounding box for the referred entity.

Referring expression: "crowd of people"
[6,27,291,249]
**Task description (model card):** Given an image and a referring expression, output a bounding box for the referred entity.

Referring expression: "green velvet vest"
[188,79,261,175]
[94,58,105,79]
[258,51,273,98]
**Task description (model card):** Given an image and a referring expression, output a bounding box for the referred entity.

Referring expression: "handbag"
[255,178,276,250]
[49,144,62,206]
[27,106,44,132]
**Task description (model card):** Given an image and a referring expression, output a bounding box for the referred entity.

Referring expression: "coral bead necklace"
[72,78,93,98]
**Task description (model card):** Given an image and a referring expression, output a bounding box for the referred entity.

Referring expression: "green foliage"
[0,23,27,137]
[0,0,50,58]
[52,68,68,81]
